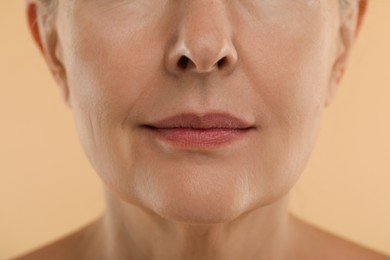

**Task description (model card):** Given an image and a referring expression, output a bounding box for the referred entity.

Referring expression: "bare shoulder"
[12,218,102,260]
[290,214,390,260]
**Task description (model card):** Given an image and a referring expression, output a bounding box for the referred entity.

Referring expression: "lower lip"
[144,127,252,149]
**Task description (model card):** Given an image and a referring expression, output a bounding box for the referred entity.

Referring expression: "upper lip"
[142,113,254,129]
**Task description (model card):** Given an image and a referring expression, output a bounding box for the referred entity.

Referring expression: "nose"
[165,2,238,76]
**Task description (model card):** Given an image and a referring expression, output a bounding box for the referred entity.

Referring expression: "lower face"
[58,0,340,224]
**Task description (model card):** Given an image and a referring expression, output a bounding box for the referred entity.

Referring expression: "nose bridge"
[166,0,237,75]
[182,1,230,42]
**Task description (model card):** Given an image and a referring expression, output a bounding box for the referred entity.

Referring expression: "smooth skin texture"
[19,0,389,259]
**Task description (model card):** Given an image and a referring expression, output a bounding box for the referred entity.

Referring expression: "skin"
[18,0,389,259]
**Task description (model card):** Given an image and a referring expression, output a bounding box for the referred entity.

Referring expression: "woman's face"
[55,0,341,223]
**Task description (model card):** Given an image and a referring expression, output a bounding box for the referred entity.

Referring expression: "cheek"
[60,10,166,150]
[237,9,336,189]
[59,1,173,115]
[241,11,335,129]
[63,26,157,109]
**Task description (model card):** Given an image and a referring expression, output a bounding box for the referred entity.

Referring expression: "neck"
[95,189,294,260]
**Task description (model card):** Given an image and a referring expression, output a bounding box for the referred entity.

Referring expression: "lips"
[141,113,255,148]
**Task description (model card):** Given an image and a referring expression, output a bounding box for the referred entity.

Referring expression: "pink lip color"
[142,113,254,149]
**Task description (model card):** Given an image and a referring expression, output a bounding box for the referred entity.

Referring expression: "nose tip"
[164,3,238,76]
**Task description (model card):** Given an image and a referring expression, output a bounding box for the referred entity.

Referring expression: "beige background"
[1,1,389,258]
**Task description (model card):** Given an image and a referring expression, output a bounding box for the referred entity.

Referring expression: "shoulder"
[290,214,390,260]
[13,233,80,260]
[12,218,102,260]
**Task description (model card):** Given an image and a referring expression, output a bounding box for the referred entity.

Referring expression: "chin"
[151,186,289,226]
[126,162,250,225]
[103,147,298,225]
[154,195,250,225]
[138,175,256,225]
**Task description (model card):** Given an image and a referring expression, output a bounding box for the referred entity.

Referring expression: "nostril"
[178,56,190,70]
[217,57,227,68]
[175,55,232,72]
